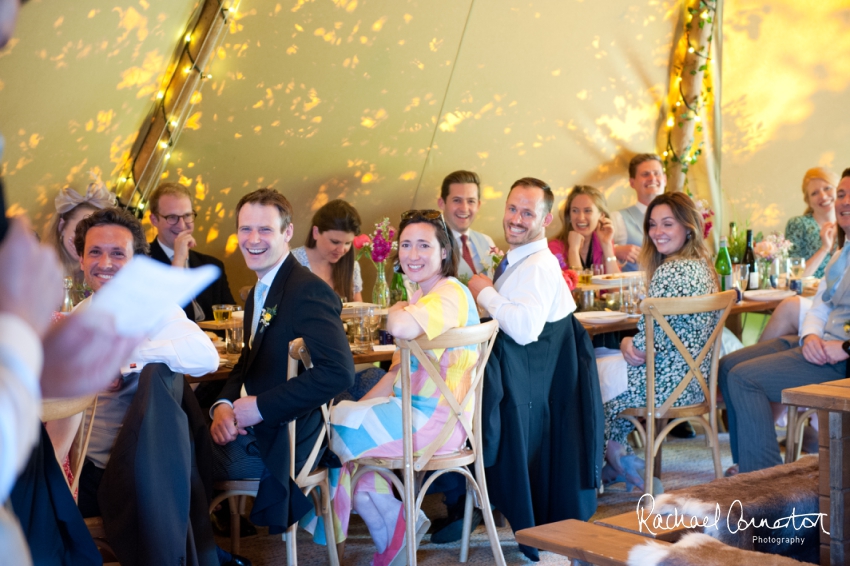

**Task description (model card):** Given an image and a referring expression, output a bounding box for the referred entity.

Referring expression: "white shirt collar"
[156,238,175,261]
[634,201,648,214]
[258,251,290,288]
[450,228,469,241]
[505,237,548,266]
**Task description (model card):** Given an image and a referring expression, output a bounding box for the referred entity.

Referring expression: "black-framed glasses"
[159,211,197,225]
[400,209,448,234]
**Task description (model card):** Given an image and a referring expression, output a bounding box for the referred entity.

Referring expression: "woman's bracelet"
[605,256,617,262]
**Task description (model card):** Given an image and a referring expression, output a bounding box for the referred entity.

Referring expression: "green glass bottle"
[390,267,408,305]
[715,237,733,292]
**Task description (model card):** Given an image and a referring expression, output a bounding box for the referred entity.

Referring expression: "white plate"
[590,272,645,286]
[743,289,795,302]
[573,311,629,324]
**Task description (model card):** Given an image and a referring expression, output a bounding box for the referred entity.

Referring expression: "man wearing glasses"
[149,182,235,322]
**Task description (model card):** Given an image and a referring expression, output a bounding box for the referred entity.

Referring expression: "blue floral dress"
[785,215,831,279]
[604,258,719,452]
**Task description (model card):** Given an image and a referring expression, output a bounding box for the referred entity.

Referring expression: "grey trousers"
[718,335,845,473]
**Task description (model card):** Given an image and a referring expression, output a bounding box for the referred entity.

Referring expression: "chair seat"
[620,401,710,420]
[214,465,328,492]
[356,448,476,472]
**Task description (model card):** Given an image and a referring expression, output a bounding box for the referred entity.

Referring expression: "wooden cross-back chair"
[619,290,736,496]
[41,394,98,496]
[209,338,339,566]
[349,319,505,566]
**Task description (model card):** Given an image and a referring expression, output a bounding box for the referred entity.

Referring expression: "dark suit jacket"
[149,238,235,321]
[218,253,354,532]
[97,363,218,566]
[482,315,603,552]
[10,426,102,566]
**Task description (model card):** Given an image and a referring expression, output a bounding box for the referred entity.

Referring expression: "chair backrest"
[395,319,500,472]
[286,338,330,484]
[42,394,98,494]
[639,290,736,418]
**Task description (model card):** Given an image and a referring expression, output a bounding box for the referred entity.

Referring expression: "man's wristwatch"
[842,340,850,356]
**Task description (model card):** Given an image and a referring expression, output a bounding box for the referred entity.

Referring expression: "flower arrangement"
[552,251,579,291]
[353,218,397,306]
[753,233,793,262]
[353,218,397,267]
[694,198,714,239]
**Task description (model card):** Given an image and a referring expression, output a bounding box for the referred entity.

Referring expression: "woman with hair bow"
[43,178,116,493]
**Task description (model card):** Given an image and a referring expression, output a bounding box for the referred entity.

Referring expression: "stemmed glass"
[364,307,382,350]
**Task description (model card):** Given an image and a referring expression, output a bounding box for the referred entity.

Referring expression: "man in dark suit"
[210,188,354,533]
[148,182,235,322]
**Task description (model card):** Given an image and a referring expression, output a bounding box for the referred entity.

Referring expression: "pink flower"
[562,269,578,291]
[353,234,371,249]
[754,240,777,260]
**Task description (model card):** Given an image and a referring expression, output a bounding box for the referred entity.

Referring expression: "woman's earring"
[687,232,692,239]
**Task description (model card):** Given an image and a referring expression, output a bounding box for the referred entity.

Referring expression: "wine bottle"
[728,222,740,263]
[60,276,75,313]
[715,237,733,292]
[743,229,759,289]
[390,267,408,305]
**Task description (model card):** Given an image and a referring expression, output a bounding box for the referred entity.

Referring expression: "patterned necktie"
[249,281,268,348]
[460,234,477,275]
[493,255,509,283]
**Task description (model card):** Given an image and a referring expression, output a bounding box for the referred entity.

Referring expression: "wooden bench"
[515,518,671,566]
[595,511,702,543]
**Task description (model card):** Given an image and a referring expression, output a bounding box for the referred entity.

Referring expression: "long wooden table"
[782,379,850,565]
[581,296,785,338]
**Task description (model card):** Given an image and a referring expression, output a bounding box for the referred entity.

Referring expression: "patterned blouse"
[785,214,831,279]
[630,258,719,407]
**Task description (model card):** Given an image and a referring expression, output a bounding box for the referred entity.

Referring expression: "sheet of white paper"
[86,255,220,336]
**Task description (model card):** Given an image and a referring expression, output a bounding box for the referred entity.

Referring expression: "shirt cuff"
[210,399,233,420]
[477,286,501,315]
[0,313,43,399]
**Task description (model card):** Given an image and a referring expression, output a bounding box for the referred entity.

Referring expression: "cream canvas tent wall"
[1,0,849,296]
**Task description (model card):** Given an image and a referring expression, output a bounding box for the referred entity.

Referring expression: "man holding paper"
[209,188,354,535]
[70,210,220,537]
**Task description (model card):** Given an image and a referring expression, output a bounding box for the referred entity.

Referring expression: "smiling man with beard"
[467,179,602,562]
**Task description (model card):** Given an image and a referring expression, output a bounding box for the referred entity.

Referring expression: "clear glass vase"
[372,263,389,307]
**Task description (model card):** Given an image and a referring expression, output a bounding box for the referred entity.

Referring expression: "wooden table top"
[782,378,850,412]
[580,296,785,337]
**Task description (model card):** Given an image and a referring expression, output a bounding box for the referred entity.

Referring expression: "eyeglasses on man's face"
[158,211,198,226]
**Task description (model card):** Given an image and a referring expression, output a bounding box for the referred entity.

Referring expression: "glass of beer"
[213,304,235,322]
[789,257,806,279]
[579,269,593,285]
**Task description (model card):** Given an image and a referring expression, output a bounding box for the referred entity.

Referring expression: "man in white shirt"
[71,208,219,517]
[610,154,667,271]
[468,177,575,344]
[438,170,497,280]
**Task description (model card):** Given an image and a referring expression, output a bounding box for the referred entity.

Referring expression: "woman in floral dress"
[327,210,479,565]
[602,192,719,492]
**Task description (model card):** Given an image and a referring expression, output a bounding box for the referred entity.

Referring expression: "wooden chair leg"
[285,523,297,566]
[785,404,799,464]
[459,480,474,562]
[228,496,241,555]
[318,481,341,566]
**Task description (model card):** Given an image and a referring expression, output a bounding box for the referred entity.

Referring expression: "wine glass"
[365,307,382,349]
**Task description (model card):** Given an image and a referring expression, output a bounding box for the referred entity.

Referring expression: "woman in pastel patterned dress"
[328,211,479,565]
[602,192,718,492]
[549,185,620,274]
[759,168,840,342]
[291,199,364,302]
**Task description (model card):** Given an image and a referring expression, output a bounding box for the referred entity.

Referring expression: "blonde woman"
[549,185,620,274]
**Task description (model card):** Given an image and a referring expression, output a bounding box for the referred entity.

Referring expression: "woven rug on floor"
[215,432,741,565]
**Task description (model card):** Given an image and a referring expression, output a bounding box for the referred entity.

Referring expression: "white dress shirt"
[77,296,219,468]
[476,238,576,346]
[800,278,830,343]
[451,228,496,278]
[611,201,648,246]
[0,313,42,501]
